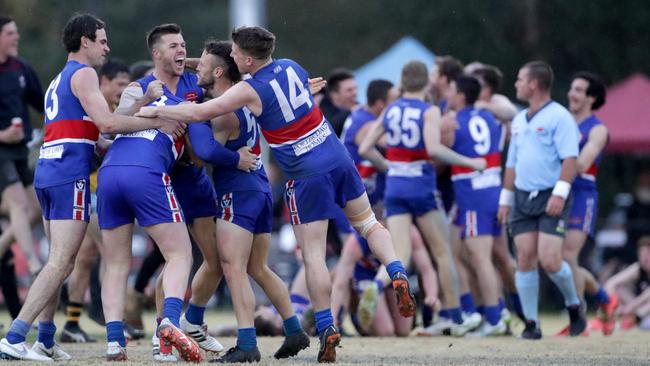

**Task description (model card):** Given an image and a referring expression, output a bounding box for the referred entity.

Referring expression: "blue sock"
[6,319,30,344]
[106,321,126,347]
[460,293,477,314]
[185,302,206,326]
[547,261,580,307]
[236,328,257,351]
[515,269,540,322]
[37,321,56,348]
[386,260,406,279]
[314,308,334,336]
[498,297,506,312]
[444,307,463,324]
[439,309,450,319]
[422,304,434,327]
[157,317,163,327]
[290,294,310,306]
[595,287,610,305]
[283,315,303,336]
[510,292,524,318]
[163,297,184,327]
[484,305,501,326]
[477,305,486,316]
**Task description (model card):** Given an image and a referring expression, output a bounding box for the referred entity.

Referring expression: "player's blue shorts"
[284,162,366,225]
[35,178,91,222]
[217,190,272,234]
[384,192,438,218]
[97,166,184,229]
[171,168,217,225]
[364,173,386,207]
[453,208,502,239]
[568,187,598,237]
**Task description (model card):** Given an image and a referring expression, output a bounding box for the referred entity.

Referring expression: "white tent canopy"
[354,36,436,105]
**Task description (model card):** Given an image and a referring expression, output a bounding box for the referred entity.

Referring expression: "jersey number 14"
[269,66,312,123]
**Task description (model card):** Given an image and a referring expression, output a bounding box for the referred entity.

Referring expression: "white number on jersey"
[468,116,491,155]
[152,95,168,107]
[242,106,257,148]
[45,74,62,121]
[269,66,313,123]
[385,106,421,148]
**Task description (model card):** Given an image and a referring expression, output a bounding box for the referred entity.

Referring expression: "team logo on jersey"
[75,179,86,191]
[221,196,232,208]
[73,179,86,221]
[165,185,174,194]
[220,193,234,222]
[184,91,199,102]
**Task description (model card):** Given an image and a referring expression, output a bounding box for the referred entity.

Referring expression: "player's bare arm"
[210,112,256,171]
[72,67,184,137]
[604,263,640,295]
[358,119,389,172]
[576,124,608,173]
[423,106,486,170]
[138,80,261,122]
[114,80,164,116]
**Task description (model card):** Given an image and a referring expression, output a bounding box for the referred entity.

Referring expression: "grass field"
[1,310,649,365]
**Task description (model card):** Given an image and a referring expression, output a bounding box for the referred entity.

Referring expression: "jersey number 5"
[269,66,312,123]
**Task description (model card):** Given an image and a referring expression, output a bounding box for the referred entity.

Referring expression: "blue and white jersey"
[450,107,503,211]
[212,106,270,194]
[245,59,350,179]
[382,97,436,198]
[102,72,203,173]
[35,61,100,188]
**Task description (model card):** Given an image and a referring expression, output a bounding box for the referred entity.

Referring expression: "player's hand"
[308,77,327,95]
[497,205,510,225]
[144,80,164,102]
[236,146,257,172]
[0,125,25,144]
[136,106,159,118]
[158,118,187,139]
[471,157,487,172]
[545,195,566,217]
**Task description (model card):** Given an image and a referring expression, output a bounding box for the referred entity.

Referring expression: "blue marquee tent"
[354,36,436,105]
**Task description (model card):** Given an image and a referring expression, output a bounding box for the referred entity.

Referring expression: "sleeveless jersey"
[102,73,203,173]
[212,107,270,193]
[342,107,385,201]
[450,107,503,211]
[244,59,349,179]
[35,60,100,188]
[383,97,436,198]
[573,115,605,189]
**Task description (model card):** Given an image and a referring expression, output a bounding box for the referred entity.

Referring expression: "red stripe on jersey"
[76,191,83,206]
[451,152,501,175]
[356,163,377,178]
[261,107,323,144]
[44,119,100,142]
[584,164,598,178]
[75,210,82,221]
[385,147,430,162]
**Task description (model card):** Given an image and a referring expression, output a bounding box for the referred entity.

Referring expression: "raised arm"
[358,119,389,173]
[114,80,164,116]
[72,68,183,137]
[577,124,608,173]
[423,106,485,170]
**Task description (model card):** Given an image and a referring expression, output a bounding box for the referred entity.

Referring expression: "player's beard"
[197,73,214,91]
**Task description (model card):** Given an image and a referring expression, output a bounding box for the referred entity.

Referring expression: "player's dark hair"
[99,58,130,81]
[366,79,393,106]
[523,60,554,91]
[129,60,154,80]
[231,26,275,60]
[62,13,105,53]
[454,75,481,106]
[436,55,464,82]
[401,60,429,92]
[638,236,650,249]
[471,64,503,94]
[146,23,181,51]
[0,16,13,32]
[327,68,355,93]
[204,40,241,83]
[572,71,607,110]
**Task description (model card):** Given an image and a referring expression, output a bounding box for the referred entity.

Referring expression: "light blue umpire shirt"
[505,100,580,192]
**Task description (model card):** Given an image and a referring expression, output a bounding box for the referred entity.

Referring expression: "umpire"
[498,61,586,339]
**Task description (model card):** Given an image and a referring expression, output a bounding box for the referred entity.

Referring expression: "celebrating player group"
[0,11,619,364]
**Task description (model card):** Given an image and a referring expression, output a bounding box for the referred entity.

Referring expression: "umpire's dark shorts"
[509,188,572,238]
[0,158,34,194]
